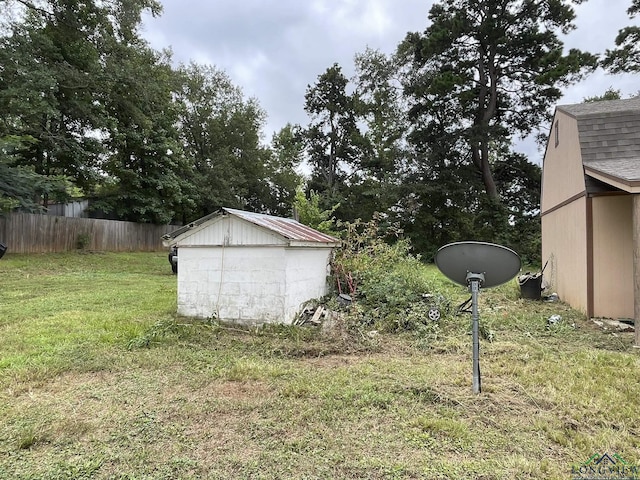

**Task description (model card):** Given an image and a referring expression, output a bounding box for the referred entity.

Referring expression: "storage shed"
[162,208,341,325]
[541,97,640,344]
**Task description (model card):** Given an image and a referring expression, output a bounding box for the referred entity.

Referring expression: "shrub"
[331,215,445,333]
[76,232,91,250]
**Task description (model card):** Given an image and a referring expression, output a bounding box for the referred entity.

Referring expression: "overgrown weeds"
[331,216,447,338]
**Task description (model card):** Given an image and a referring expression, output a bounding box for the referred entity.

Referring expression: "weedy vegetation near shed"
[0,249,639,479]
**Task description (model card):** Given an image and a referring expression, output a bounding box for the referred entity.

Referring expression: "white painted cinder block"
[176,244,333,325]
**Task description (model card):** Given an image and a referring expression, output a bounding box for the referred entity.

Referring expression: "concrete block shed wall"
[283,248,333,323]
[177,246,287,323]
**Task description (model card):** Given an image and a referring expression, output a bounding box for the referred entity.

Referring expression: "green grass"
[1,252,639,479]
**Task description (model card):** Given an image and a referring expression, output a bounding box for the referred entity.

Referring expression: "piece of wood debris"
[602,319,634,332]
[591,318,634,333]
[309,306,325,325]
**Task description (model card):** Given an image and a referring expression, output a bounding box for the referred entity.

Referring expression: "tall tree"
[400,0,597,200]
[95,45,191,224]
[0,0,165,212]
[398,99,488,256]
[303,64,365,207]
[342,48,407,222]
[0,0,108,198]
[264,124,304,217]
[0,135,68,213]
[176,63,272,219]
[603,0,640,73]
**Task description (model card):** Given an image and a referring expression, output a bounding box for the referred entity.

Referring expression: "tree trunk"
[480,141,499,200]
[471,142,499,200]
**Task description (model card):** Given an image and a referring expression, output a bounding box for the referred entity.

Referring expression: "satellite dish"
[435,241,521,288]
[434,242,521,394]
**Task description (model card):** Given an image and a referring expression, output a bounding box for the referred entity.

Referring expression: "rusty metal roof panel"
[223,208,340,244]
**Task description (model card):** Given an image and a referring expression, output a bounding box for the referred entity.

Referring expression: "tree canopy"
[2,0,621,263]
[603,0,640,73]
[0,0,299,223]
[399,0,596,201]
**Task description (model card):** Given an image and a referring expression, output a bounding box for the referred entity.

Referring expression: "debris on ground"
[592,318,635,333]
[295,301,344,332]
[295,304,328,326]
[295,291,451,332]
[518,272,543,300]
[543,292,559,302]
[547,314,562,327]
[337,293,352,306]
[421,293,450,321]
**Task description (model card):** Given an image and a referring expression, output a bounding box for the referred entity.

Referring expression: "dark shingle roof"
[583,159,640,182]
[558,96,640,118]
[557,97,640,183]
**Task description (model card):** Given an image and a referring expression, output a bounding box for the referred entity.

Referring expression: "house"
[541,97,640,343]
[162,208,341,325]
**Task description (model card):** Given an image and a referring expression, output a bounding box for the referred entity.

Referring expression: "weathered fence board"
[0,213,174,253]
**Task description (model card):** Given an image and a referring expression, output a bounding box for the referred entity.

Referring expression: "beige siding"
[541,198,588,313]
[592,195,634,319]
[541,111,586,213]
[177,215,286,247]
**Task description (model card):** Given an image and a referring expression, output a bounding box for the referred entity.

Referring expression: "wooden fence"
[0,212,175,253]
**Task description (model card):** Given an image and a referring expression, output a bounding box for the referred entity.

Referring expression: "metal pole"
[471,278,481,394]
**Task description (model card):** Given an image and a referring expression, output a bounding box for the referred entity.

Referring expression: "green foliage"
[332,216,440,332]
[75,233,91,250]
[0,0,115,193]
[303,63,366,208]
[494,152,542,264]
[95,47,191,224]
[0,0,183,221]
[0,136,70,213]
[264,124,304,217]
[603,1,640,73]
[337,48,407,223]
[399,0,597,200]
[293,188,338,234]
[583,88,623,103]
[174,63,279,220]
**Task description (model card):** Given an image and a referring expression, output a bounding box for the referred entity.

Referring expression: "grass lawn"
[0,252,639,479]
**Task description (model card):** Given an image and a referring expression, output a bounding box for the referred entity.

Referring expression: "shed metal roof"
[162,208,341,246]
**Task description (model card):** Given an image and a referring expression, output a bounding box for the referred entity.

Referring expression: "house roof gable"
[557,96,640,118]
[556,97,640,191]
[222,208,340,244]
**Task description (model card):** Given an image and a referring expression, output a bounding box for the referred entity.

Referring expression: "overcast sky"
[141,0,638,163]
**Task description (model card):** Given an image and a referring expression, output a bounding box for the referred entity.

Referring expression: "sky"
[141,0,638,164]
